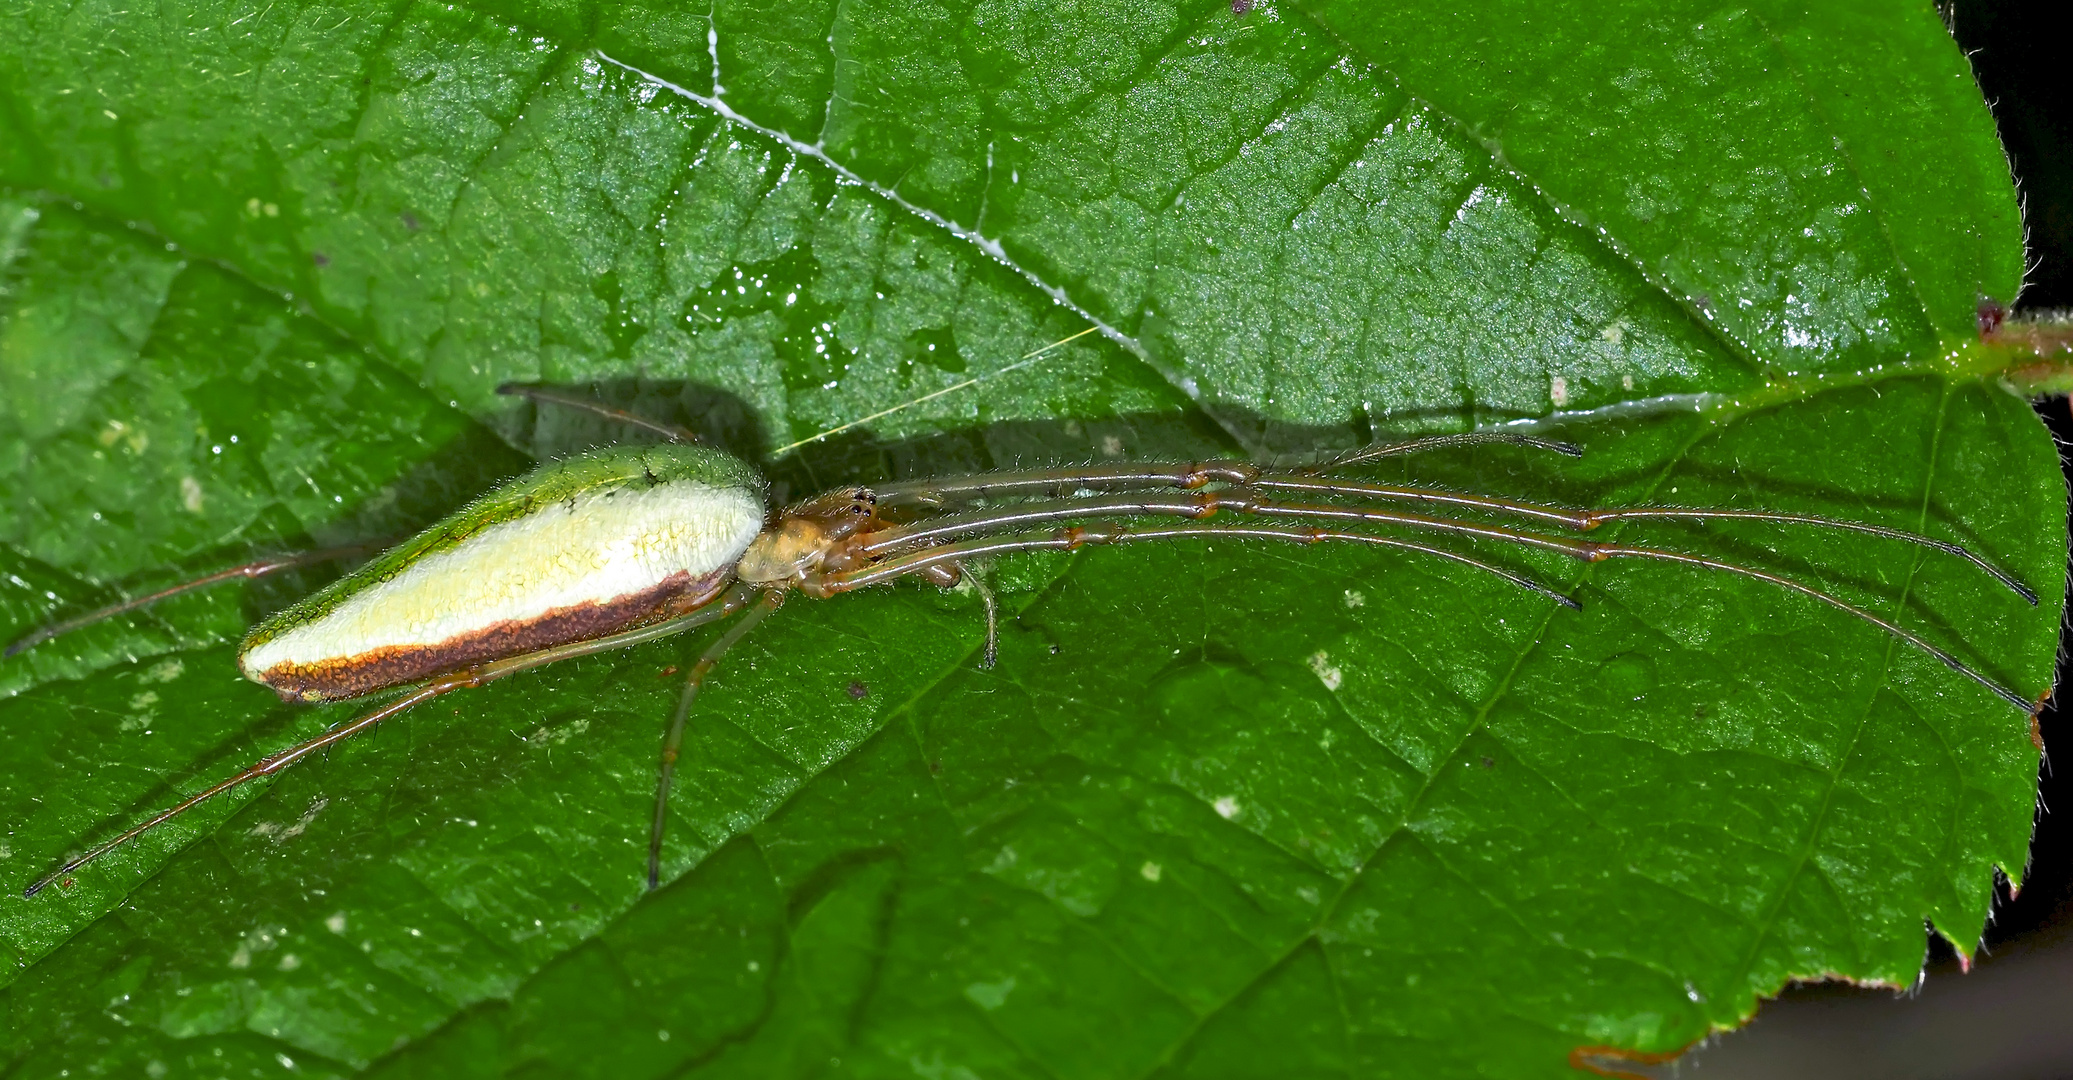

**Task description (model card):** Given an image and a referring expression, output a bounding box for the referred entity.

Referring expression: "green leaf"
[0,0,2059,1076]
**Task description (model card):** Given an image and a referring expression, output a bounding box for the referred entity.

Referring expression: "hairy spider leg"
[864,466,2031,605]
[1578,507,2039,604]
[871,465,1593,531]
[854,491,1588,553]
[861,431,1578,508]
[863,490,1597,556]
[23,592,758,897]
[869,464,1260,508]
[1580,542,2033,711]
[816,523,1579,608]
[496,382,704,444]
[866,431,1582,500]
[856,487,2027,614]
[4,543,382,657]
[1308,431,1584,470]
[969,570,1001,669]
[823,518,2030,711]
[861,490,2034,706]
[650,587,782,890]
[1255,477,2035,602]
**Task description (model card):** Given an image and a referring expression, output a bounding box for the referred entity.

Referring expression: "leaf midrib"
[1720,377,1960,1000]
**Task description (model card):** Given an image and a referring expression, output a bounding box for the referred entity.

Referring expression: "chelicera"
[7,384,2039,898]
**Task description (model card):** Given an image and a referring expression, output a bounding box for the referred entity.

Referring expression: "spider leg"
[873,466,1590,529]
[649,588,783,891]
[496,382,704,444]
[24,586,759,898]
[822,516,2029,712]
[899,559,999,669]
[1583,542,2033,711]
[869,467,2031,605]
[867,430,1582,508]
[1580,507,2038,604]
[1251,478,2035,602]
[870,463,1257,509]
[970,568,1000,669]
[814,523,1579,609]
[1305,431,1583,471]
[858,491,1617,561]
[26,678,455,898]
[1248,475,1589,527]
[6,543,382,658]
[861,481,2034,604]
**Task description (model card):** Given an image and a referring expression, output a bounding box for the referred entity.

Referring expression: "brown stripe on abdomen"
[252,569,729,702]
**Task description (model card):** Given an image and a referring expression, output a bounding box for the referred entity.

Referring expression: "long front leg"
[814,524,1580,609]
[856,486,2034,604]
[1304,431,1582,470]
[814,522,2029,711]
[864,461,2031,603]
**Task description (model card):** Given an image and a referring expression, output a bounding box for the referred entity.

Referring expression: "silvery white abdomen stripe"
[241,480,763,676]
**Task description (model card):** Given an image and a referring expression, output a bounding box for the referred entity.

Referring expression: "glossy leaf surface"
[0,0,2060,1076]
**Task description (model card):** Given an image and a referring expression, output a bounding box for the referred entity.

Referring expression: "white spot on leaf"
[964,977,1016,1010]
[144,659,184,684]
[279,798,328,840]
[1309,650,1343,691]
[528,718,590,746]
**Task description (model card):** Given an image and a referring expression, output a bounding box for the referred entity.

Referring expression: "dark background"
[1943,0,2073,950]
[1684,1,2073,1076]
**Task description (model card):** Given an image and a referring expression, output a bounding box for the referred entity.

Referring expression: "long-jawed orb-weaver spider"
[6,381,2040,898]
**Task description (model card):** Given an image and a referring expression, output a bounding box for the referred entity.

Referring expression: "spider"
[7,382,2038,897]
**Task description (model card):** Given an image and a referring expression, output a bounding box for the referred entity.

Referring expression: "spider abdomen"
[239,445,766,702]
